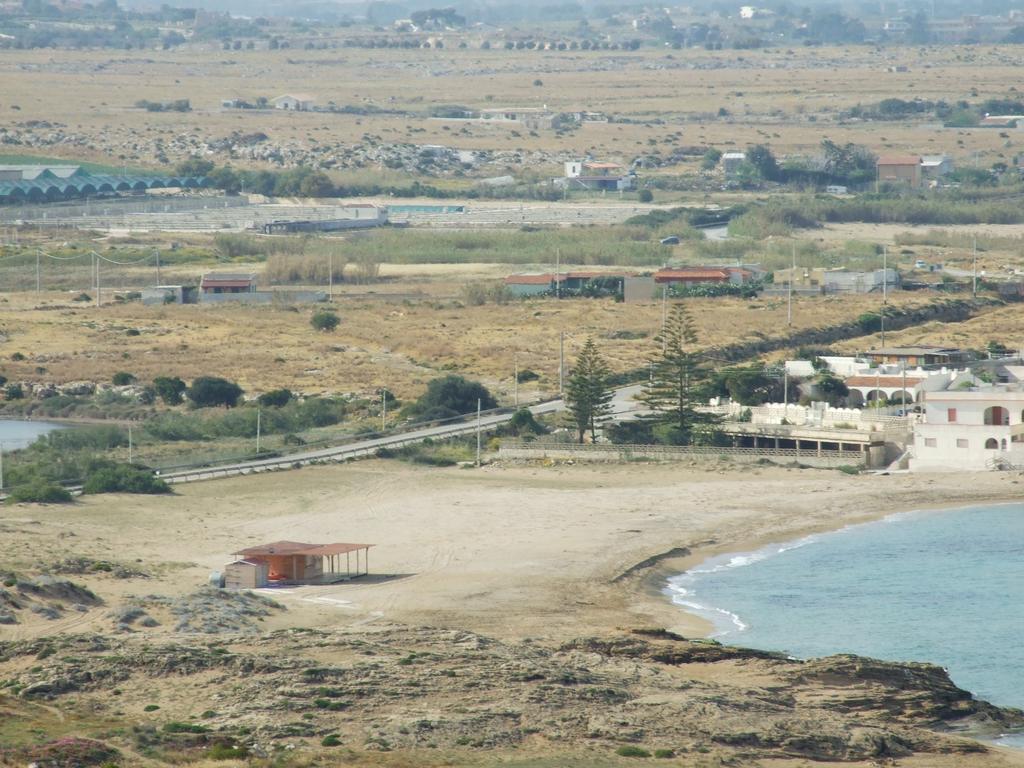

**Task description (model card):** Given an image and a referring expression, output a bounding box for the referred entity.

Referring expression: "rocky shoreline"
[2,622,1022,765]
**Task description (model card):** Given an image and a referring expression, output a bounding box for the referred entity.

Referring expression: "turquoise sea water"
[666,503,1024,744]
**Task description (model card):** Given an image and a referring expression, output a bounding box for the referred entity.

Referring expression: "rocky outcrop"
[1,626,1018,763]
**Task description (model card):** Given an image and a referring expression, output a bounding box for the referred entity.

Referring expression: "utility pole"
[555,248,561,299]
[128,425,133,464]
[36,249,41,293]
[787,244,795,327]
[93,252,100,308]
[881,246,887,349]
[475,398,482,467]
[381,389,387,432]
[558,331,565,395]
[513,352,519,408]
[0,443,4,491]
[256,407,261,454]
[973,236,978,298]
[329,251,334,300]
[156,249,161,286]
[783,369,789,407]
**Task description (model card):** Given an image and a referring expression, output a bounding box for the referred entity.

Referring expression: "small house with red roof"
[877,155,922,188]
[200,271,257,295]
[653,266,753,286]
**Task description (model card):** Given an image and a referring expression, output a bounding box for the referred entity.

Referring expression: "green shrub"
[498,408,547,437]
[5,383,24,400]
[143,704,160,712]
[257,389,293,407]
[82,463,171,495]
[153,376,186,405]
[637,189,653,203]
[111,372,136,386]
[143,412,208,441]
[310,310,340,332]
[6,478,73,504]
[314,698,348,711]
[856,312,882,334]
[187,377,243,408]
[653,749,675,758]
[208,743,248,760]
[405,375,497,421]
[41,425,127,452]
[616,745,651,758]
[162,722,208,734]
[321,734,342,747]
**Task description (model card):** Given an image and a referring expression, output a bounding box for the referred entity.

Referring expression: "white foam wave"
[669,594,748,635]
[665,534,822,638]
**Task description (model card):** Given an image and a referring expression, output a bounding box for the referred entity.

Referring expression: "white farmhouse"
[910,383,1024,471]
[273,94,315,111]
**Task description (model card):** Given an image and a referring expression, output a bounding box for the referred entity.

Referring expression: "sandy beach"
[4,458,1022,642]
[5,458,1024,766]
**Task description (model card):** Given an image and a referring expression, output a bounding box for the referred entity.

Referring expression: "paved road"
[158,398,568,485]
[158,385,648,485]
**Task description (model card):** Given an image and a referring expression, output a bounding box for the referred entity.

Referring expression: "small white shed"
[224,559,269,590]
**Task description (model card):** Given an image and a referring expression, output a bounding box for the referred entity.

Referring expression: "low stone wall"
[499,441,865,469]
[197,290,326,305]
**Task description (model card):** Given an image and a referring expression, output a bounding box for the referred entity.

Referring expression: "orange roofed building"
[876,155,922,188]
[224,540,373,588]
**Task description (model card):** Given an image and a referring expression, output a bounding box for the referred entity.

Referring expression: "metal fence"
[0,194,249,224]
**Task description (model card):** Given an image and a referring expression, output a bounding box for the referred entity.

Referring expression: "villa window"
[924,438,937,448]
[984,406,1010,426]
[986,438,999,449]
[957,438,969,448]
[947,408,957,423]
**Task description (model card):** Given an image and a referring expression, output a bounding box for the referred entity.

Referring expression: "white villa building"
[910,383,1024,471]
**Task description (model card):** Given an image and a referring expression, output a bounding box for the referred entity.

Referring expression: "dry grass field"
[0,285,932,400]
[1,43,1022,173]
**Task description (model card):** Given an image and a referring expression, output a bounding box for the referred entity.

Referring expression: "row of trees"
[562,305,857,444]
[564,304,713,445]
[734,141,877,189]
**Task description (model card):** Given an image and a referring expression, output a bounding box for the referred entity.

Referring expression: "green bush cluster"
[143,397,348,442]
[310,310,340,332]
[404,375,497,421]
[161,722,209,734]
[207,743,248,760]
[5,478,72,504]
[82,463,170,495]
[615,745,652,758]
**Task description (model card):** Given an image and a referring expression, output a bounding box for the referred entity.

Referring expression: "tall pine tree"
[641,303,708,443]
[565,337,613,443]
